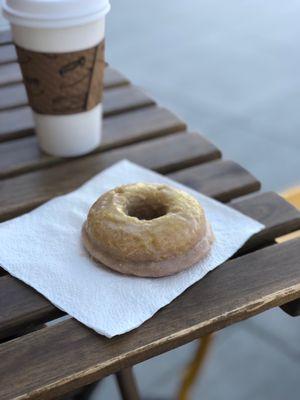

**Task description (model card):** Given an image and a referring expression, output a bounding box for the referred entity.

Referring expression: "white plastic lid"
[2,0,110,28]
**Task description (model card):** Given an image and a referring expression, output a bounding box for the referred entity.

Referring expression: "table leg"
[115,367,141,400]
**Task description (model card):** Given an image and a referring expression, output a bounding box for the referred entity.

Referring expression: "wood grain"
[0,239,299,400]
[169,160,260,202]
[0,82,151,114]
[0,44,15,65]
[0,133,220,221]
[0,192,299,340]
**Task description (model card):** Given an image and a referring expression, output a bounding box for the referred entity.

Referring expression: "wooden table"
[0,29,300,400]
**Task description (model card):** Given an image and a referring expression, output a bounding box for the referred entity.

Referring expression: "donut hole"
[127,199,168,220]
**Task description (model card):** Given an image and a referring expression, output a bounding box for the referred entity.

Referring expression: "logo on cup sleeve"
[16,41,105,115]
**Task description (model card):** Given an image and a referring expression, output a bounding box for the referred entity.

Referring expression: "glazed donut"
[82,183,214,277]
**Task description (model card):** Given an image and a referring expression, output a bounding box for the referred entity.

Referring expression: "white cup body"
[10,17,106,157]
[33,104,102,157]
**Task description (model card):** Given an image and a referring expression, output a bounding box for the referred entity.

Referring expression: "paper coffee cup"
[2,0,111,157]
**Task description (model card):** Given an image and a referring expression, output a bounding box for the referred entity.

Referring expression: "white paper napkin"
[0,160,264,337]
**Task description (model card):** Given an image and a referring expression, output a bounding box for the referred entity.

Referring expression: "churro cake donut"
[82,183,214,277]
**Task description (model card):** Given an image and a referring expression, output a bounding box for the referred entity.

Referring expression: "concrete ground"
[1,1,300,399]
[105,0,300,193]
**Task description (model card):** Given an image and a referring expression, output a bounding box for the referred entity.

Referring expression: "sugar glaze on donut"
[82,183,214,277]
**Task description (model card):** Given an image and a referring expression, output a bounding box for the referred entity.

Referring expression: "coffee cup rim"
[2,0,110,29]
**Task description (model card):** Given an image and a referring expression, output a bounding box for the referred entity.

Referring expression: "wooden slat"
[169,160,260,202]
[91,84,154,117]
[0,85,159,144]
[0,238,299,400]
[0,106,187,179]
[0,62,128,89]
[0,275,63,339]
[0,133,221,221]
[231,192,300,249]
[0,86,159,146]
[0,82,26,110]
[0,107,32,140]
[0,62,20,86]
[0,44,15,65]
[231,192,300,252]
[1,192,299,340]
[3,84,146,115]
[102,67,130,89]
[0,83,153,116]
[0,30,12,46]
[0,100,184,145]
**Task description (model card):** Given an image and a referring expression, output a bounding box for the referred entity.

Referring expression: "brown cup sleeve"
[15,40,105,115]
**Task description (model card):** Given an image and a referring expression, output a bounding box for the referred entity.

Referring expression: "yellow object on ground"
[281,187,300,209]
[276,230,300,243]
[276,186,300,243]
